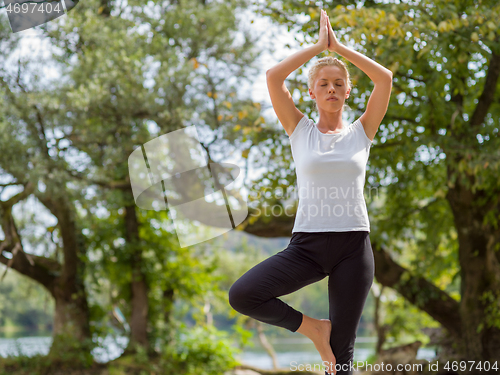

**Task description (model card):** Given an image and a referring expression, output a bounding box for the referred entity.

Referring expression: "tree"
[0,0,265,365]
[0,76,94,363]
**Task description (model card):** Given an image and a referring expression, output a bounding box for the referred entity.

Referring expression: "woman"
[229,9,392,375]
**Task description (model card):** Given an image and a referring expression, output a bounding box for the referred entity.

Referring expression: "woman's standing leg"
[326,231,375,375]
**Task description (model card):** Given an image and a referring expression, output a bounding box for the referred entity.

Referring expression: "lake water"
[0,335,436,371]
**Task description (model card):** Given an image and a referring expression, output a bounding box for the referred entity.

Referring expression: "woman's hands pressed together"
[316,9,330,51]
[316,9,342,53]
[326,15,341,53]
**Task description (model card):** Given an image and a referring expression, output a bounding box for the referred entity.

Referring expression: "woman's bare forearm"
[266,43,325,82]
[333,44,392,83]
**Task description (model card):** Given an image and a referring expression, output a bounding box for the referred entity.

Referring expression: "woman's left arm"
[327,16,392,141]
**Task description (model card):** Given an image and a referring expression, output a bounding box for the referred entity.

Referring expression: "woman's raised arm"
[267,9,330,80]
[266,10,330,137]
[326,15,392,141]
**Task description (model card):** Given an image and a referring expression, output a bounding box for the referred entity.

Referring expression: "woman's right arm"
[266,9,329,137]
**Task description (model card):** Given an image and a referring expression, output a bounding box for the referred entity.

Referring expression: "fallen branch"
[231,363,324,375]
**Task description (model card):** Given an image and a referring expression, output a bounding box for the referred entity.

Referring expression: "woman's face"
[309,65,350,110]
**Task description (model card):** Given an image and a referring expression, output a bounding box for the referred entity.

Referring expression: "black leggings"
[228,231,374,375]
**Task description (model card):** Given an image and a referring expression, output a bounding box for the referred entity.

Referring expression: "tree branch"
[0,241,58,292]
[0,181,36,268]
[394,71,427,84]
[66,169,130,190]
[1,181,35,209]
[383,115,419,125]
[469,51,500,130]
[239,206,295,238]
[371,240,462,337]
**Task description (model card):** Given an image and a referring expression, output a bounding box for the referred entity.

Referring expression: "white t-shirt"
[288,113,373,233]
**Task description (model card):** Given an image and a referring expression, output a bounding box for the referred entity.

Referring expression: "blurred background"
[0,0,499,374]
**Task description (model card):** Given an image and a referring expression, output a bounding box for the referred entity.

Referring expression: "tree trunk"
[41,193,92,360]
[256,321,279,369]
[163,287,175,345]
[445,169,500,362]
[372,286,388,355]
[0,185,92,362]
[49,287,91,357]
[128,257,149,350]
[123,199,150,354]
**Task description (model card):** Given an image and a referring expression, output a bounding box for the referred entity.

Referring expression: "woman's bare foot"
[316,319,337,374]
[296,315,337,374]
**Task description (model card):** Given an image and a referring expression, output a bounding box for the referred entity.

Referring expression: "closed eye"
[321,84,342,87]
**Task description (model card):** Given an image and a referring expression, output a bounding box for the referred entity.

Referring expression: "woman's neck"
[315,109,344,132]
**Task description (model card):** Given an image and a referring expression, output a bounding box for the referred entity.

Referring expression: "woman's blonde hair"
[307,56,352,111]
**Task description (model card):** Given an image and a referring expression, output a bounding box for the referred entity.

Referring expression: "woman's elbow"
[266,68,275,78]
[385,69,393,80]
[266,68,283,78]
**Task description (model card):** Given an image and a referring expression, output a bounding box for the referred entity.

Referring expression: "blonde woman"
[229,9,392,375]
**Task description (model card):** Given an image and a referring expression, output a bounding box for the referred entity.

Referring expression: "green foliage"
[2,0,499,368]
[0,353,53,375]
[52,0,267,356]
[47,332,95,368]
[159,323,241,375]
[0,333,93,375]
[0,270,53,336]
[380,289,440,348]
[478,290,500,332]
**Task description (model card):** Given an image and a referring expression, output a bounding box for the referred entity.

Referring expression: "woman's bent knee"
[228,278,263,314]
[228,279,251,313]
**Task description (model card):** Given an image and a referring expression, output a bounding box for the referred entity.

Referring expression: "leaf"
[438,21,448,33]
[309,7,317,20]
[417,46,430,59]
[191,58,200,69]
[428,21,437,31]
[389,61,400,74]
